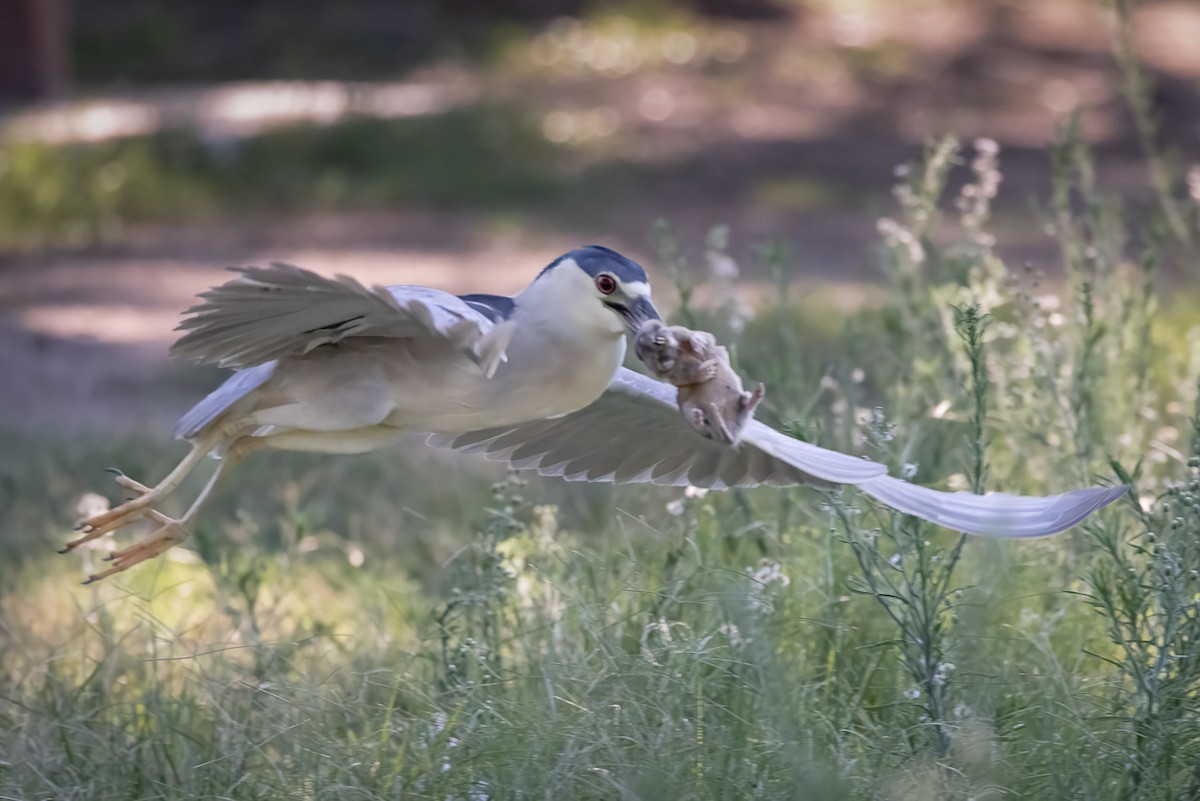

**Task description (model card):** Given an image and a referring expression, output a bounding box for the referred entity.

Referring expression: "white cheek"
[601,305,625,334]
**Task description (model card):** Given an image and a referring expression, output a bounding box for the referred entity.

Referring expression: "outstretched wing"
[172,263,515,375]
[429,367,1125,538]
[428,368,888,490]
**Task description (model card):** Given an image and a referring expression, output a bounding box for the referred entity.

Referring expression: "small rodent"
[634,320,765,445]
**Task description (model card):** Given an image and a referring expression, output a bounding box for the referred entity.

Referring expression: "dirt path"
[0,211,592,433]
[3,0,1197,434]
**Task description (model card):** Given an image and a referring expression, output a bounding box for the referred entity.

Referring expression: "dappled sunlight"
[1135,2,1200,76]
[3,240,580,350]
[4,98,162,143]
[270,245,574,297]
[3,2,1200,794]
[17,304,184,345]
[516,13,748,78]
[3,77,476,145]
[1,554,423,690]
[195,79,474,138]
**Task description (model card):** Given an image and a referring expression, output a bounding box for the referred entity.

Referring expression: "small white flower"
[1187,165,1200,201]
[751,560,790,587]
[902,462,919,480]
[666,499,685,516]
[904,688,921,700]
[75,492,110,520]
[974,137,999,157]
[933,662,956,686]
[684,485,709,499]
[876,217,925,264]
[707,251,740,281]
[1035,293,1062,311]
[718,622,746,646]
[889,553,903,569]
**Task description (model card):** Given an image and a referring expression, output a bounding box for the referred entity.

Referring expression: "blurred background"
[5,6,1200,796]
[1,0,1197,434]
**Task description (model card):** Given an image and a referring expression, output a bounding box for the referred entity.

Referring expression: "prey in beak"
[606,293,662,335]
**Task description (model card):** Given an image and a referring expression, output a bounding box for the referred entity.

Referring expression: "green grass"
[5,125,1200,799]
[7,13,1200,790]
[0,105,566,250]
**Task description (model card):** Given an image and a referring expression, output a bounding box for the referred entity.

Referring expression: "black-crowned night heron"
[63,246,1125,583]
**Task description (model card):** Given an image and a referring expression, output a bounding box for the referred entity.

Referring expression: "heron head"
[541,245,661,335]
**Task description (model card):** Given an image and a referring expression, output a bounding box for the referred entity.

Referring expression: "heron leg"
[80,438,259,584]
[63,434,220,553]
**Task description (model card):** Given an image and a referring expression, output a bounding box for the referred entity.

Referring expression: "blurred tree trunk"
[0,0,69,100]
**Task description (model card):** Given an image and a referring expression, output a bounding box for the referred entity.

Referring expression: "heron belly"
[262,425,407,454]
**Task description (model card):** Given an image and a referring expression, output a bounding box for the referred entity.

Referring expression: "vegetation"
[0,106,567,249]
[3,113,1200,798]
[5,3,1200,799]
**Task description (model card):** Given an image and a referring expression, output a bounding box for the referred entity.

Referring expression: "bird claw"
[61,466,159,553]
[113,474,153,495]
[82,518,190,584]
[66,440,218,581]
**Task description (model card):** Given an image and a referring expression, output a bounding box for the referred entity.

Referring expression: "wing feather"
[427,367,1125,537]
[427,368,880,490]
[173,361,277,439]
[172,263,514,374]
[857,476,1126,538]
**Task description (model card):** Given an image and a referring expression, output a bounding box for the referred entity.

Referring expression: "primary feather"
[856,476,1126,538]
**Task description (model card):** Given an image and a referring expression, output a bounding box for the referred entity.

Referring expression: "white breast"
[378,265,630,433]
[377,316,626,434]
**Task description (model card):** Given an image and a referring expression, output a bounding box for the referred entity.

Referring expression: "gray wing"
[856,475,1126,538]
[429,367,1126,538]
[428,368,888,490]
[172,263,515,375]
[173,361,276,440]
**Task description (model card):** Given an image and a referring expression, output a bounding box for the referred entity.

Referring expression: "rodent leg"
[704,402,736,444]
[740,382,765,412]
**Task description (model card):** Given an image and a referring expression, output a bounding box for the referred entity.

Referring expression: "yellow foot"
[81,511,191,585]
[60,468,159,553]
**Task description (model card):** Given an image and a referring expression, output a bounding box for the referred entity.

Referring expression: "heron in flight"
[63,246,1124,583]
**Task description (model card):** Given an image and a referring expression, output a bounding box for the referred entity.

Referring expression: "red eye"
[596,274,617,295]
